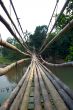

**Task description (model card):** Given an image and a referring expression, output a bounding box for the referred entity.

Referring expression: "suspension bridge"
[0,0,73,110]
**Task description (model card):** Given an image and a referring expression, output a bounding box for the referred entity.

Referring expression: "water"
[0,60,73,105]
[0,60,30,105]
[48,66,73,90]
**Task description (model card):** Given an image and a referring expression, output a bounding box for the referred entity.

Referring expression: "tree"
[2,37,25,61]
[66,46,73,61]
[29,25,48,51]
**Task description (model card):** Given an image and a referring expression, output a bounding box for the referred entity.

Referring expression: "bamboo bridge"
[0,0,73,110]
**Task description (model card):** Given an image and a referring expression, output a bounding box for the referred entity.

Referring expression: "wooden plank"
[38,64,68,110]
[20,63,34,110]
[36,64,52,110]
[34,64,42,110]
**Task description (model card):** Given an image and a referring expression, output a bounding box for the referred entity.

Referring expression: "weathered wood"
[36,64,52,110]
[0,55,72,110]
[0,15,31,55]
[41,65,73,110]
[40,19,73,54]
[50,72,73,100]
[0,59,30,76]
[39,61,73,100]
[38,63,68,110]
[0,0,30,52]
[39,0,70,52]
[0,39,30,57]
[9,63,33,110]
[0,64,31,110]
[34,64,42,110]
[40,57,73,67]
[20,64,34,110]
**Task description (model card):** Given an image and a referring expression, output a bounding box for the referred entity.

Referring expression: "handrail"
[39,0,70,52]
[9,0,25,38]
[0,15,31,55]
[40,19,73,54]
[0,63,32,110]
[0,58,30,76]
[39,57,73,67]
[0,39,31,57]
[0,0,31,54]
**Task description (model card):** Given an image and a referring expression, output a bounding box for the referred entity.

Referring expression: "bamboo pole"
[37,63,68,110]
[0,0,31,54]
[9,63,33,110]
[20,63,34,110]
[0,15,31,55]
[0,59,30,76]
[40,19,73,54]
[0,39,31,57]
[39,0,70,52]
[36,64,52,110]
[39,61,73,99]
[39,62,73,110]
[39,56,73,67]
[34,64,42,110]
[0,64,31,110]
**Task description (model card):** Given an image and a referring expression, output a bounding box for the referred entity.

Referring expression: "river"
[0,61,73,105]
[48,66,73,90]
[0,60,30,105]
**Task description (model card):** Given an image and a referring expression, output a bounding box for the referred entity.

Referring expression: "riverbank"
[43,57,66,64]
[0,64,8,68]
[0,56,11,64]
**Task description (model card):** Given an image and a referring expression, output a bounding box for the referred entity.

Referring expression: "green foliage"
[66,0,73,15]
[56,0,73,31]
[1,0,73,63]
[65,46,73,61]
[56,14,72,30]
[42,28,73,61]
[2,37,26,61]
[29,25,48,51]
[0,56,11,64]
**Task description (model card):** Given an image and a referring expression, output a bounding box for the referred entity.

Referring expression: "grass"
[0,56,11,64]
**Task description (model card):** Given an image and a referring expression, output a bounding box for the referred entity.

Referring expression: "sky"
[0,0,66,41]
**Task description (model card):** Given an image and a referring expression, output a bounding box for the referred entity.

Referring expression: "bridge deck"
[0,56,73,110]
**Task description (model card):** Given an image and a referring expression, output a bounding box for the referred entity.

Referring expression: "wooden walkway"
[0,55,73,110]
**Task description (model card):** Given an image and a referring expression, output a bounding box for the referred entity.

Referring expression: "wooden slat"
[36,64,52,110]
[38,64,68,110]
[34,64,42,110]
[20,63,34,110]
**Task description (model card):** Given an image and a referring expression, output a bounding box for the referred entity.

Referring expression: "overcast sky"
[0,0,66,41]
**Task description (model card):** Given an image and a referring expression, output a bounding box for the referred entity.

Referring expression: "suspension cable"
[47,0,59,29]
[9,0,32,53]
[39,0,70,53]
[0,0,31,54]
[0,15,31,55]
[40,19,73,54]
[39,0,59,51]
[9,0,26,40]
